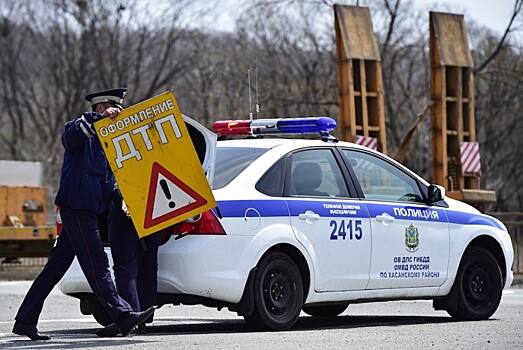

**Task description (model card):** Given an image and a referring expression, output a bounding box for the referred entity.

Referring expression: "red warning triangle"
[144,162,208,229]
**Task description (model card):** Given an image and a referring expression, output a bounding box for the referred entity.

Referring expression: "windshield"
[213,147,268,189]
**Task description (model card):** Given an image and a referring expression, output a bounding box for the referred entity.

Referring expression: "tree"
[0,0,204,210]
[1,0,522,213]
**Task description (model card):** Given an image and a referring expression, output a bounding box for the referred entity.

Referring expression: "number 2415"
[329,220,363,240]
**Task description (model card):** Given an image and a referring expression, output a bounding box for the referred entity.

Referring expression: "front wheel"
[244,252,303,331]
[446,246,503,321]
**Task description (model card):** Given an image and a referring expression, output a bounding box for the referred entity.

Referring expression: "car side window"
[256,158,286,196]
[287,149,349,198]
[342,149,424,203]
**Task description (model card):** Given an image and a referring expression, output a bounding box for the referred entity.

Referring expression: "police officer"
[13,88,154,340]
[95,193,162,336]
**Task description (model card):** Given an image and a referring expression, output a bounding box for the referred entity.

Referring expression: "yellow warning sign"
[95,91,216,238]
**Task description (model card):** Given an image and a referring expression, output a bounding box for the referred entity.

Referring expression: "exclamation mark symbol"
[160,179,176,209]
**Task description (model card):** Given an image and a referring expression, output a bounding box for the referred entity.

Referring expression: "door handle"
[376,213,395,225]
[298,210,320,222]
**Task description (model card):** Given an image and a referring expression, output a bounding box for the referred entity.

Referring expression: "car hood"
[182,114,217,186]
[445,196,481,215]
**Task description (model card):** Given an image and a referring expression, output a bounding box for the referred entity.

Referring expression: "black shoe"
[133,323,146,334]
[116,306,155,337]
[12,321,50,341]
[95,322,120,337]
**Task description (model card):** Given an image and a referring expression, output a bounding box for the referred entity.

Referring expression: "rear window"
[213,147,268,189]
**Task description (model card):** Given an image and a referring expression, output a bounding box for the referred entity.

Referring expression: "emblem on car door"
[405,223,419,252]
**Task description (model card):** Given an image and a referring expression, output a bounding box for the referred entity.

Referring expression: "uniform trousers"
[108,199,161,322]
[15,205,132,326]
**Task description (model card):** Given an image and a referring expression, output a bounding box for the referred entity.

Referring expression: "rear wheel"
[446,246,503,320]
[82,300,112,326]
[244,252,303,331]
[302,303,348,318]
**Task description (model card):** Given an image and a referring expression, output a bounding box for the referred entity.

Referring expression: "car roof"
[217,137,359,150]
[216,137,390,157]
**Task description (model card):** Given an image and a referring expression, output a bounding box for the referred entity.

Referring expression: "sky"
[413,0,519,36]
[211,0,520,41]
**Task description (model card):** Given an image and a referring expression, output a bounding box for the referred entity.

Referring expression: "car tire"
[90,301,113,326]
[244,252,303,331]
[446,246,503,321]
[302,303,349,318]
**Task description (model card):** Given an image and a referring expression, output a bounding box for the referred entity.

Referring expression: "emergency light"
[213,117,336,136]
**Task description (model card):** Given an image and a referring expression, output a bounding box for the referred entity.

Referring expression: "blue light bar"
[276,117,336,134]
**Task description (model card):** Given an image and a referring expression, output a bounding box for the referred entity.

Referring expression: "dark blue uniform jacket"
[55,112,114,214]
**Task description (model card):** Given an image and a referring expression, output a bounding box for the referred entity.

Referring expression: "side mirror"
[427,184,444,204]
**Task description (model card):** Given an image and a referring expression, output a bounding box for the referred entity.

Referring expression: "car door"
[286,148,372,292]
[182,114,217,185]
[340,148,450,289]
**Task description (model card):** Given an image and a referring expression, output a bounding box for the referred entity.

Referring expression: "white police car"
[59,116,514,331]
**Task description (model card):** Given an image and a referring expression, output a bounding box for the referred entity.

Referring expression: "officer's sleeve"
[61,112,101,152]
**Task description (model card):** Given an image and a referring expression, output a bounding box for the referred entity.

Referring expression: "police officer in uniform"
[13,88,154,340]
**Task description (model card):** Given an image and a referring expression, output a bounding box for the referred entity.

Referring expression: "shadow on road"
[1,315,486,348]
[150,314,456,335]
[3,329,154,349]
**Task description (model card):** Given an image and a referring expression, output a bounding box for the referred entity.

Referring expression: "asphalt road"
[0,281,522,349]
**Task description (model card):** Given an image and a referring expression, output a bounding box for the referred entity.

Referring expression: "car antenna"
[255,60,260,119]
[247,66,261,139]
[248,67,253,122]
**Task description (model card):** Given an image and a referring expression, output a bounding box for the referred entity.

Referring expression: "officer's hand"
[102,107,121,120]
[122,199,131,218]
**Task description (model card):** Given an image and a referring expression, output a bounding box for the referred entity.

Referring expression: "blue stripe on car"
[365,203,448,223]
[216,199,503,230]
[286,199,368,218]
[445,210,504,230]
[217,200,290,217]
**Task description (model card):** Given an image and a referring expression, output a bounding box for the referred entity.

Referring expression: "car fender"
[250,222,316,297]
[252,222,314,270]
[438,224,512,296]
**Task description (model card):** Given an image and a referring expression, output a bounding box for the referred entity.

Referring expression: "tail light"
[160,210,226,244]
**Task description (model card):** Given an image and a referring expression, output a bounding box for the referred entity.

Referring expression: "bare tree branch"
[474,0,522,74]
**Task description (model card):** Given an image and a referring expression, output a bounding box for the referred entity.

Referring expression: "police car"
[58,116,514,331]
